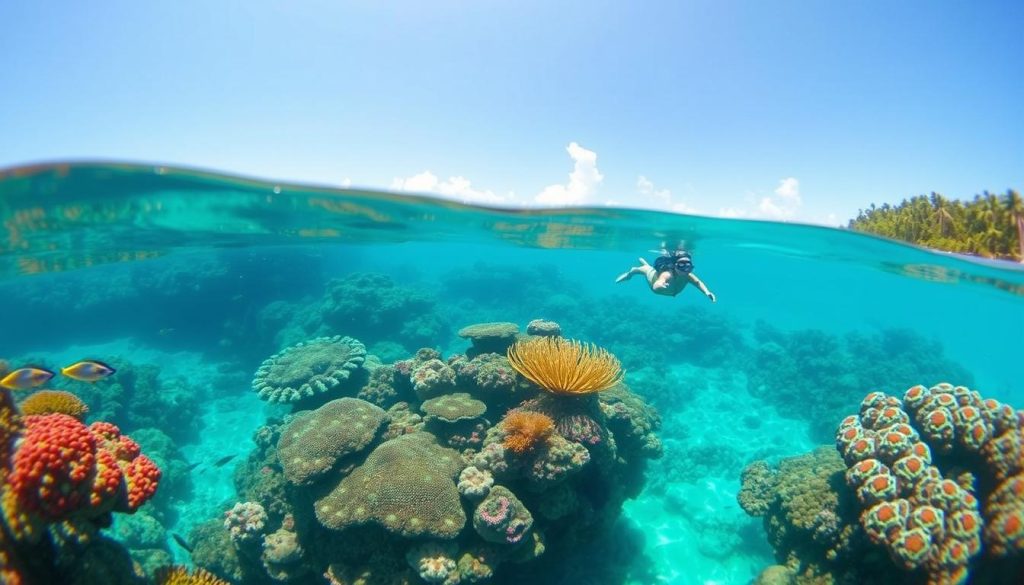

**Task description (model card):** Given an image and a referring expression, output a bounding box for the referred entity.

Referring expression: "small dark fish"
[214,454,236,467]
[171,532,194,553]
[185,461,202,472]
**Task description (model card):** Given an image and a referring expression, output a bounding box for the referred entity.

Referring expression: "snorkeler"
[615,248,717,301]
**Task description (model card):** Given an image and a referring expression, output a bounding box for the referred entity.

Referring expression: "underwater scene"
[1,162,1022,585]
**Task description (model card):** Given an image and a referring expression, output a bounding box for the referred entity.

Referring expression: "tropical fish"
[214,454,236,467]
[185,461,202,472]
[171,533,194,553]
[0,367,55,390]
[61,360,116,382]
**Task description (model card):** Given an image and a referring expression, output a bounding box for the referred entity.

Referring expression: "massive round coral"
[252,336,367,403]
[314,432,465,538]
[277,397,388,485]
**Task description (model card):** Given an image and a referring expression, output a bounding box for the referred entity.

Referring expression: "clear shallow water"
[1,162,1022,584]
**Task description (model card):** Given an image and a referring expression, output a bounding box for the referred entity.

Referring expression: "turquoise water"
[1,163,1022,584]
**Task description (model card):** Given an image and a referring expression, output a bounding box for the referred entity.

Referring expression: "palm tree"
[1005,189,1024,261]
[929,192,954,237]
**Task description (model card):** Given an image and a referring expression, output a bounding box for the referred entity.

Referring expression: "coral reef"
[252,336,367,404]
[4,414,161,542]
[277,397,388,485]
[746,326,973,442]
[472,486,533,545]
[500,411,555,454]
[410,358,458,401]
[507,337,623,396]
[457,466,494,500]
[315,432,466,538]
[261,526,306,581]
[421,392,489,450]
[188,324,660,585]
[0,387,163,584]
[64,358,205,443]
[17,389,89,419]
[525,319,561,338]
[223,502,268,544]
[449,353,521,407]
[155,565,230,585]
[358,364,411,408]
[743,383,1024,584]
[458,322,520,359]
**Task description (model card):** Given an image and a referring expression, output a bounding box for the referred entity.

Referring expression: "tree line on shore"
[848,189,1024,262]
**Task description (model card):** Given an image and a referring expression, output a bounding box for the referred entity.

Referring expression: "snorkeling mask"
[674,253,693,273]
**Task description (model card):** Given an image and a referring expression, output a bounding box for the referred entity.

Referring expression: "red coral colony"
[0,385,162,584]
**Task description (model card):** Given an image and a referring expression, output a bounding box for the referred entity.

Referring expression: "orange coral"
[502,411,555,454]
[155,566,229,585]
[507,337,622,395]
[18,390,89,419]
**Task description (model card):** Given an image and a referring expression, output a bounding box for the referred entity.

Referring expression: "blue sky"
[1,1,1021,225]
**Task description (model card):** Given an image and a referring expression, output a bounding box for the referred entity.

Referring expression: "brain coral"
[252,336,366,403]
[277,397,388,485]
[18,390,89,419]
[314,432,465,538]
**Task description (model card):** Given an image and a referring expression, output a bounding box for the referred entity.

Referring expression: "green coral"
[599,383,663,458]
[252,335,367,403]
[277,397,388,485]
[740,447,871,583]
[358,364,406,408]
[314,432,465,538]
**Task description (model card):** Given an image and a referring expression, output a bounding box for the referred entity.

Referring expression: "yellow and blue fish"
[0,367,55,390]
[61,360,116,382]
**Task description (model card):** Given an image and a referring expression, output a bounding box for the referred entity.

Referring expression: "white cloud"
[390,171,512,205]
[340,177,352,188]
[636,175,698,214]
[718,207,747,218]
[535,142,603,205]
[775,177,800,201]
[754,177,802,220]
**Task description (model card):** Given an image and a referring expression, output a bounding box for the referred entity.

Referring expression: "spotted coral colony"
[839,383,1022,582]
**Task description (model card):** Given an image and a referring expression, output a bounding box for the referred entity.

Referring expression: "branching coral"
[506,337,623,395]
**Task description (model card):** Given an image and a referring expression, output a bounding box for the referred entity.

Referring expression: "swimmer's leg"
[615,258,651,283]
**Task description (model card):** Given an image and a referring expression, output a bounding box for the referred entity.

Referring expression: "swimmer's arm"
[652,271,673,290]
[688,273,716,302]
